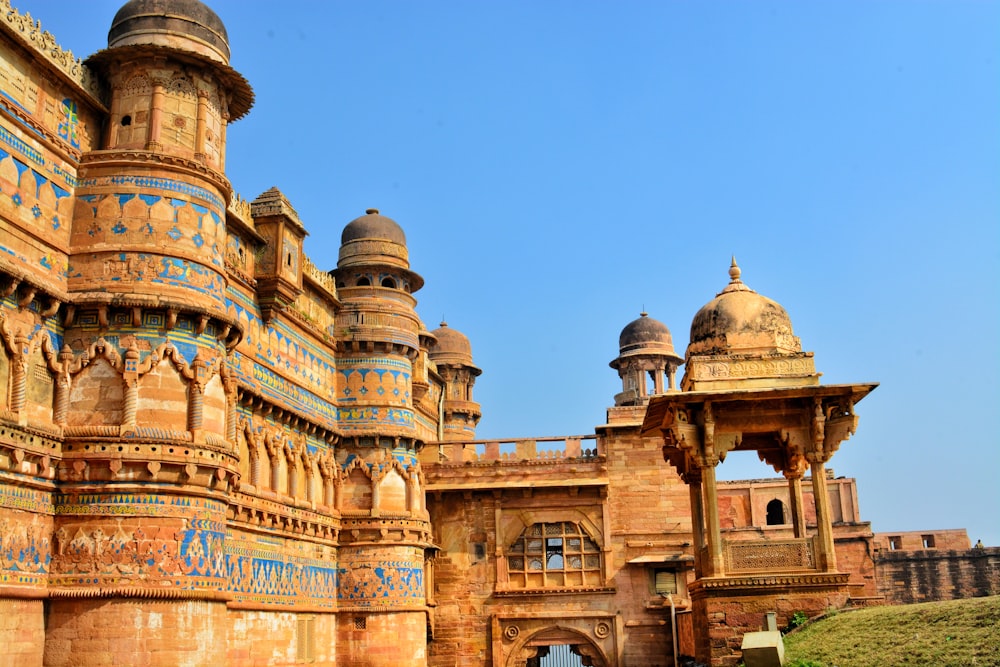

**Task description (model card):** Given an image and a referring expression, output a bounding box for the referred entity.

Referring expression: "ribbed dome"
[618,312,678,356]
[341,208,406,246]
[108,0,230,64]
[688,259,800,357]
[429,322,476,367]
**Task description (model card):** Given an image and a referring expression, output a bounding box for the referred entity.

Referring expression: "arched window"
[356,277,371,287]
[381,277,396,288]
[506,522,602,588]
[766,498,786,526]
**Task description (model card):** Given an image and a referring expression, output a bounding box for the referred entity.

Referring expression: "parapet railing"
[429,435,601,464]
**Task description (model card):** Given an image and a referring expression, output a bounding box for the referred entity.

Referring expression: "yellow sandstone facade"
[0,2,995,667]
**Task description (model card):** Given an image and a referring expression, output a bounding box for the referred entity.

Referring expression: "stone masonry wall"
[875,546,1000,604]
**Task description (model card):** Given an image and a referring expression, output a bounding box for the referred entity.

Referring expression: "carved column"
[122,342,140,431]
[370,463,382,517]
[266,436,282,492]
[810,459,837,571]
[808,398,837,571]
[223,367,237,445]
[332,469,343,511]
[195,90,209,159]
[684,469,706,577]
[785,466,807,539]
[304,452,316,503]
[146,77,165,150]
[188,353,206,434]
[247,435,261,488]
[652,362,665,395]
[285,443,298,498]
[701,460,725,577]
[10,329,27,416]
[53,345,74,426]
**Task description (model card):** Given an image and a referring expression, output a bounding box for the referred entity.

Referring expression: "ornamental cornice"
[47,586,231,601]
[78,150,231,196]
[0,0,105,105]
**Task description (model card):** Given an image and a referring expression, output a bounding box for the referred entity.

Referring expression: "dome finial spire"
[729,256,741,283]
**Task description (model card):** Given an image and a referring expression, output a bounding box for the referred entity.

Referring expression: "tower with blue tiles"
[331,208,433,662]
[47,1,253,662]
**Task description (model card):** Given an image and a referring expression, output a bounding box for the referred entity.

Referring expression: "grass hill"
[782,595,1000,667]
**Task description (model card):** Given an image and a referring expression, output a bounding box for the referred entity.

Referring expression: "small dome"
[688,259,800,357]
[618,312,678,356]
[341,208,406,246]
[108,0,230,64]
[429,322,480,372]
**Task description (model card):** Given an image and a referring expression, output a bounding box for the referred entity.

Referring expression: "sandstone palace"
[0,2,996,666]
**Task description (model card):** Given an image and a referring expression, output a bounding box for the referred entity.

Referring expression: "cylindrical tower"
[428,321,481,440]
[47,3,252,664]
[331,208,432,666]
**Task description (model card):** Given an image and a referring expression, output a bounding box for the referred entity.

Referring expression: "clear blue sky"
[29,1,1000,546]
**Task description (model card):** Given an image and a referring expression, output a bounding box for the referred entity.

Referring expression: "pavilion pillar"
[685,471,706,576]
[785,471,807,539]
[809,460,837,571]
[652,364,665,395]
[701,462,725,577]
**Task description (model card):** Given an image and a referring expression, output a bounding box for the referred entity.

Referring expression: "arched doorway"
[508,627,608,667]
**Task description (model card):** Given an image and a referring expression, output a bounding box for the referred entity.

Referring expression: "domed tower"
[609,312,683,406]
[429,321,482,440]
[681,258,821,392]
[72,0,252,319]
[331,208,431,666]
[49,3,252,664]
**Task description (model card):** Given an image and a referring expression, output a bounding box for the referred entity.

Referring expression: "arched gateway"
[505,626,610,667]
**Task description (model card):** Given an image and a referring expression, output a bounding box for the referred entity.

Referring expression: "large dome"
[617,312,680,359]
[429,322,479,371]
[108,0,230,64]
[341,208,407,246]
[687,259,799,357]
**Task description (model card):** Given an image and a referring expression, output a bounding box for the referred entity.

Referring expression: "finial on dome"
[640,311,648,318]
[440,320,448,328]
[718,256,752,295]
[366,208,379,215]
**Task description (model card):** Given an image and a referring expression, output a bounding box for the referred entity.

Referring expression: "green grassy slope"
[782,596,1000,667]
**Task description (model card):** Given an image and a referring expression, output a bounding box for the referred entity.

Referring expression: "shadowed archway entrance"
[507,627,608,667]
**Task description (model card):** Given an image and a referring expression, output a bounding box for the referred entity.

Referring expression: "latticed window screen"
[506,522,602,588]
[296,615,315,663]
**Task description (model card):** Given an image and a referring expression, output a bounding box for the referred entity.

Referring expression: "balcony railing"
[429,435,600,464]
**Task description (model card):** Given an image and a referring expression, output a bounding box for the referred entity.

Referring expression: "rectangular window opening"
[922,535,935,549]
[653,569,678,597]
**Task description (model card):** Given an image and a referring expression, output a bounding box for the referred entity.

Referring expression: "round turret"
[687,258,800,357]
[609,312,683,406]
[429,322,479,370]
[108,0,231,64]
[428,322,482,440]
